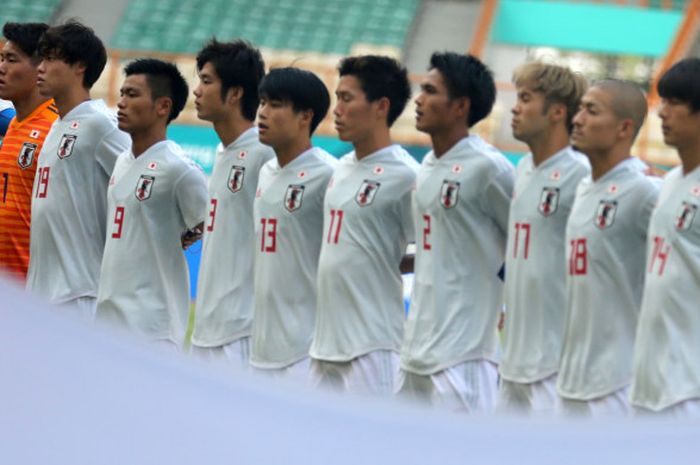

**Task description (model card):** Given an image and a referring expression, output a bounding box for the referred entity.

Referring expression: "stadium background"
[2,0,698,299]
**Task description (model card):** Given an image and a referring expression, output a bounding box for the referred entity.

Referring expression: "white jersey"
[95,140,208,344]
[400,135,514,375]
[500,147,590,383]
[27,100,129,303]
[631,165,700,411]
[249,147,337,368]
[309,145,418,362]
[557,157,659,400]
[191,128,274,347]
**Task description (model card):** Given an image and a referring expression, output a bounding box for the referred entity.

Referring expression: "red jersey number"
[422,214,432,250]
[327,209,343,244]
[260,217,277,253]
[207,198,218,232]
[568,238,587,275]
[111,206,125,239]
[36,166,50,198]
[513,222,531,259]
[648,235,671,276]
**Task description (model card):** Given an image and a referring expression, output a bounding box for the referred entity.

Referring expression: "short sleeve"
[637,178,662,238]
[481,166,515,236]
[175,164,209,229]
[96,126,130,176]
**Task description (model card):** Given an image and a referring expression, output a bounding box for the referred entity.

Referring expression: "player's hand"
[181,223,203,249]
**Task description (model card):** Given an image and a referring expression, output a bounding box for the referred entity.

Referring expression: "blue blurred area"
[0,108,16,136]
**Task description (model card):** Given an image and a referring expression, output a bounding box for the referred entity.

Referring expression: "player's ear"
[155,96,172,119]
[618,118,635,140]
[375,96,390,122]
[226,86,243,107]
[452,96,470,120]
[548,102,567,124]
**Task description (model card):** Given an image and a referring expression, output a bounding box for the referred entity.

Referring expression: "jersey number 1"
[513,222,531,259]
[326,209,343,244]
[35,167,50,198]
[648,235,670,276]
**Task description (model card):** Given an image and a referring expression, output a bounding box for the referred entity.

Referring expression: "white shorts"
[635,398,700,417]
[557,385,631,417]
[310,350,399,397]
[190,336,250,371]
[253,357,311,384]
[59,296,97,322]
[497,374,557,415]
[395,359,499,413]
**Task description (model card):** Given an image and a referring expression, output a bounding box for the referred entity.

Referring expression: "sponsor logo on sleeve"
[595,200,617,229]
[538,187,559,217]
[57,134,77,159]
[284,184,305,212]
[17,142,38,169]
[355,180,380,207]
[228,165,245,193]
[135,175,155,201]
[440,180,460,209]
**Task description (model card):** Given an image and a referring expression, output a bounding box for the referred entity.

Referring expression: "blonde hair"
[513,62,588,133]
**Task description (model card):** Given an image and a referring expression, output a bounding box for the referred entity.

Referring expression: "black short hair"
[2,22,49,63]
[196,38,265,121]
[338,55,410,127]
[658,58,700,113]
[258,67,330,135]
[124,58,189,123]
[429,52,496,127]
[38,20,106,89]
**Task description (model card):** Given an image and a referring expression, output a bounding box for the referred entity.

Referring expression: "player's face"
[257,97,305,150]
[333,75,379,143]
[571,87,620,155]
[193,62,226,122]
[117,74,161,134]
[36,53,82,98]
[0,41,38,101]
[414,68,458,134]
[511,85,549,144]
[658,97,700,151]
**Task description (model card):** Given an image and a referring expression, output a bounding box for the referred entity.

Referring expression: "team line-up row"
[1,20,699,417]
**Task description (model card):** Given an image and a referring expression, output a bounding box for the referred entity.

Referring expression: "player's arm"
[96,126,131,176]
[399,243,415,273]
[175,164,208,250]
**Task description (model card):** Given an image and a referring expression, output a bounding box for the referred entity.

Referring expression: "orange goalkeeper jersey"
[0,99,58,282]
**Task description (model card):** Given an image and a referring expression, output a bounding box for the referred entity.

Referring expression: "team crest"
[17,142,38,169]
[135,175,155,201]
[676,201,697,231]
[227,165,245,193]
[595,200,617,229]
[284,184,305,212]
[355,180,380,207]
[57,134,77,159]
[538,187,559,217]
[440,180,460,209]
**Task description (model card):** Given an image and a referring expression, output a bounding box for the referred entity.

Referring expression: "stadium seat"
[110,0,420,54]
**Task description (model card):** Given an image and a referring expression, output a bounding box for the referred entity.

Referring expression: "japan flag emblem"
[57,134,77,159]
[595,200,617,229]
[17,142,38,169]
[227,165,245,193]
[29,129,40,139]
[135,175,155,201]
[284,184,305,212]
[538,187,559,217]
[440,180,460,209]
[676,201,697,231]
[355,180,381,206]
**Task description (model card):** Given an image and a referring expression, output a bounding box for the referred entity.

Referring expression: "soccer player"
[497,62,589,414]
[396,52,514,412]
[631,58,700,415]
[189,39,273,368]
[556,80,659,416]
[95,59,207,348]
[0,22,58,282]
[26,21,129,316]
[309,55,417,396]
[249,67,336,377]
